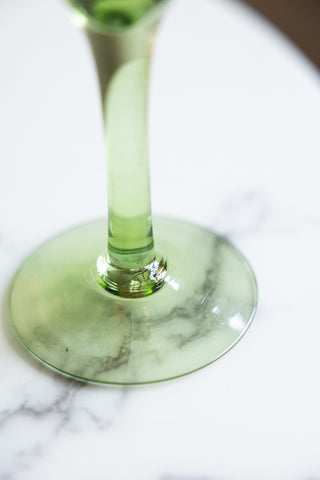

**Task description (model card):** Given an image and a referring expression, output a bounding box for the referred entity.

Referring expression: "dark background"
[244,0,320,69]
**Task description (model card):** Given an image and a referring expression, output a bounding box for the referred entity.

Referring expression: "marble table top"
[1,0,320,478]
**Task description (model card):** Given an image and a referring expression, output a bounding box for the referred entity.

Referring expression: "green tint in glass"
[10,218,257,384]
[67,0,164,32]
[9,0,258,384]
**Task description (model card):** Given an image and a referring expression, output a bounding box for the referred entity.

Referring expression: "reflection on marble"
[1,0,320,478]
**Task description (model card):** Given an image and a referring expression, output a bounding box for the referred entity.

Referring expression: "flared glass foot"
[9,218,257,385]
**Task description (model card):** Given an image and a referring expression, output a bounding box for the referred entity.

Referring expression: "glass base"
[9,218,257,385]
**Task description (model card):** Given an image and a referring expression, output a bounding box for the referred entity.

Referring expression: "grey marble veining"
[9,218,256,384]
[0,375,130,478]
[1,0,320,478]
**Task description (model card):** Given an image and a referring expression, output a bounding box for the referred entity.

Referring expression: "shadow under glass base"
[9,218,257,385]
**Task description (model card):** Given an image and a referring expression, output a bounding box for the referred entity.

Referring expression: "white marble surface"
[1,0,320,478]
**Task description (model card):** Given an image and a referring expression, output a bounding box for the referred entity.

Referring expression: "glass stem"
[86,25,166,297]
[86,28,153,109]
[105,58,155,270]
